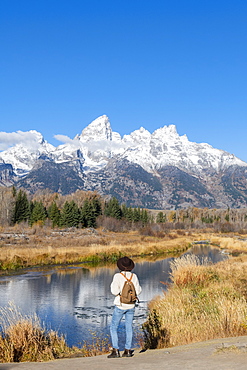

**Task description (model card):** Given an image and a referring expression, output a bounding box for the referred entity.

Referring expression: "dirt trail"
[0,336,247,370]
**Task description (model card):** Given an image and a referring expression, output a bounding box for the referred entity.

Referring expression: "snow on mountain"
[53,115,124,168]
[50,141,84,164]
[76,115,123,163]
[78,115,118,142]
[0,130,55,175]
[0,116,246,178]
[118,122,246,175]
[146,125,246,173]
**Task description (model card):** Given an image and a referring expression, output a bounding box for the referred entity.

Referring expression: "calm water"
[0,245,227,349]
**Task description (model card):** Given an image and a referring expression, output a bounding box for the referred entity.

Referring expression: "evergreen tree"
[80,201,88,227]
[104,197,122,219]
[61,201,70,227]
[29,201,47,226]
[81,199,100,228]
[71,201,80,227]
[141,209,149,225]
[121,204,133,222]
[91,197,102,218]
[12,190,30,224]
[29,200,34,217]
[61,201,80,228]
[133,207,141,222]
[126,207,134,222]
[121,204,128,219]
[156,211,165,223]
[48,202,61,227]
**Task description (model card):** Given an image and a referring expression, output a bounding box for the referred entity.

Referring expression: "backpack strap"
[120,272,133,282]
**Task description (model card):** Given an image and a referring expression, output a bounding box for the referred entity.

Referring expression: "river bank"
[0,227,195,273]
[0,234,246,363]
[0,226,246,274]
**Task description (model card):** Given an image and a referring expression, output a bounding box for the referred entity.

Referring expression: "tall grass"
[0,303,73,362]
[143,255,247,349]
[0,303,110,362]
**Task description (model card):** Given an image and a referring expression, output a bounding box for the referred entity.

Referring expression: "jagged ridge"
[1,115,247,209]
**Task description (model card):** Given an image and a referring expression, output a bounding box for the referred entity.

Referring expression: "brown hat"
[117,256,135,271]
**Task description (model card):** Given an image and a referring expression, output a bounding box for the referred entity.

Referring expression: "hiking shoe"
[122,349,133,357]
[107,348,120,358]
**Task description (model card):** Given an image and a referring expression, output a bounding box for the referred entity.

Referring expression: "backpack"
[120,272,139,304]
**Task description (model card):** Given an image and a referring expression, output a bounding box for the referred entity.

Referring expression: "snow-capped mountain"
[0,130,55,175]
[1,115,247,209]
[52,115,246,174]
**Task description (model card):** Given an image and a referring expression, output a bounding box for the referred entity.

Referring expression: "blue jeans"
[110,306,135,350]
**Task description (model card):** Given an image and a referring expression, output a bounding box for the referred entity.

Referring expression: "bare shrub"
[174,222,186,230]
[176,229,186,235]
[97,216,130,232]
[219,222,236,233]
[139,225,156,236]
[139,224,166,237]
[161,222,175,232]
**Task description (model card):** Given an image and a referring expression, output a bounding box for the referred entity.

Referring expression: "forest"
[1,186,247,233]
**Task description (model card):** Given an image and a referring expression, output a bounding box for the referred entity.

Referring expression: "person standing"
[108,256,142,358]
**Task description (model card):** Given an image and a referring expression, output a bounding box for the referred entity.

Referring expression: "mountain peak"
[153,124,179,138]
[78,115,113,142]
[1,114,247,185]
[1,114,247,208]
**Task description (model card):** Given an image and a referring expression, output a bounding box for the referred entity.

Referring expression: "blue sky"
[1,0,247,160]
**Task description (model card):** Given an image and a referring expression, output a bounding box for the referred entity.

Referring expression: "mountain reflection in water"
[0,245,227,349]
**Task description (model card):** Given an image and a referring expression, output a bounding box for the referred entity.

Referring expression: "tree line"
[8,187,149,228]
[154,206,247,233]
[1,187,247,233]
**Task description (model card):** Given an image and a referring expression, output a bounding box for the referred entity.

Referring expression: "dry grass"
[190,232,247,255]
[1,228,247,359]
[143,254,247,349]
[0,227,195,272]
[80,331,110,357]
[0,303,110,363]
[210,234,247,255]
[0,226,247,274]
[0,303,73,362]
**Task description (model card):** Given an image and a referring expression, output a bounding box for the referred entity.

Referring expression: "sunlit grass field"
[0,226,195,271]
[0,226,247,362]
